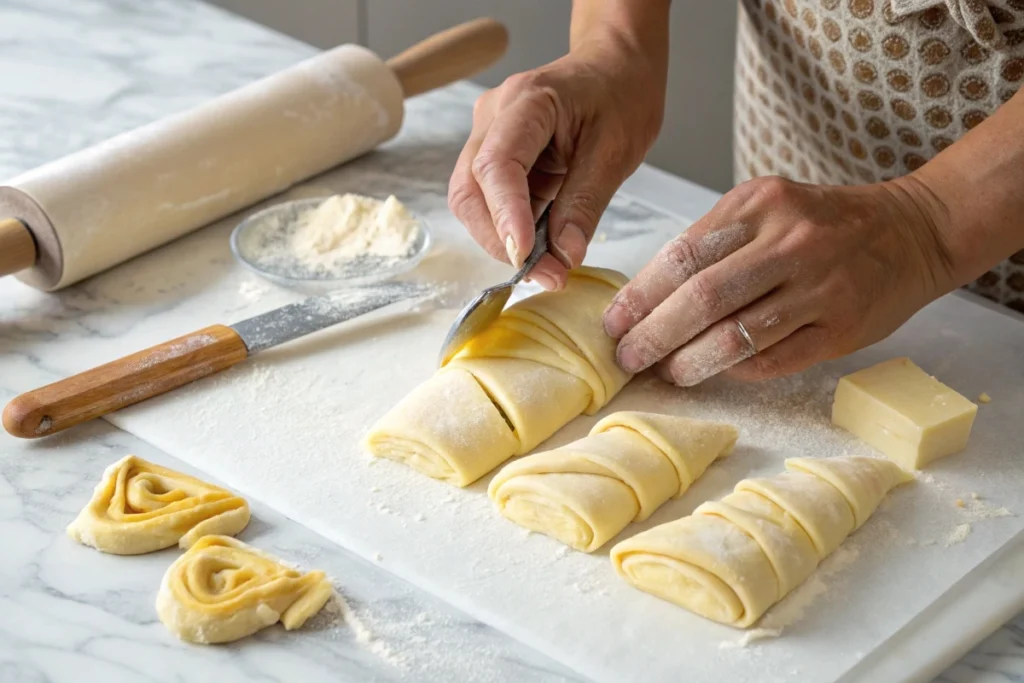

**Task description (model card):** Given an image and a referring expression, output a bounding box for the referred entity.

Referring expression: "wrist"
[879,175,959,297]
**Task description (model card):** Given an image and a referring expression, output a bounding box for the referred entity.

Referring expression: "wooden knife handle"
[387,18,509,98]
[0,217,37,277]
[2,324,248,439]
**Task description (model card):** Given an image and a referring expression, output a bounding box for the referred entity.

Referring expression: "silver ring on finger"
[734,318,757,356]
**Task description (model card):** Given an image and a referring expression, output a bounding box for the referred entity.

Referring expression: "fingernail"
[617,345,642,374]
[603,301,632,339]
[553,223,587,269]
[505,234,521,268]
[531,272,557,291]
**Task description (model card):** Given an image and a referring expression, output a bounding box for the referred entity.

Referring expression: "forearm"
[569,0,672,62]
[906,89,1024,287]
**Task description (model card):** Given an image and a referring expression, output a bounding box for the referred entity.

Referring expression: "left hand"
[603,175,956,386]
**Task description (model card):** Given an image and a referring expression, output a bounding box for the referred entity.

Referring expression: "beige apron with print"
[733,0,1024,311]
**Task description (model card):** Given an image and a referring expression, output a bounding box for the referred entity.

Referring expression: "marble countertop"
[0,0,1020,681]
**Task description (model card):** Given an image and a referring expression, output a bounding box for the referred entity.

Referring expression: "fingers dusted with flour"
[606,177,959,386]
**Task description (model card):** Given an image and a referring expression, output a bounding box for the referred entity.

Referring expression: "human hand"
[448,23,667,290]
[603,176,956,386]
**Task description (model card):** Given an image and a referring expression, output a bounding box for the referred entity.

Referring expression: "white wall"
[202,0,738,192]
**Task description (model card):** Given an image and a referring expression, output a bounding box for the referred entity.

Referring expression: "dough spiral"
[364,267,632,486]
[67,455,249,555]
[488,412,738,552]
[156,535,334,644]
[610,455,911,628]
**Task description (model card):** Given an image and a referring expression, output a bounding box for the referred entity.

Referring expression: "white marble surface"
[0,0,1020,681]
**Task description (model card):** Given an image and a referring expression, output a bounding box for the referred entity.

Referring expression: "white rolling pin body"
[1,45,404,291]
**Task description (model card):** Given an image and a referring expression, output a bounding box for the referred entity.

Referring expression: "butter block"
[831,357,977,470]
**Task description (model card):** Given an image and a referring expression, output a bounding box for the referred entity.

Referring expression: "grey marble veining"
[0,386,579,683]
[0,0,1021,681]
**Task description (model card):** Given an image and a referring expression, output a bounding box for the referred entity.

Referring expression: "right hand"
[448,27,668,290]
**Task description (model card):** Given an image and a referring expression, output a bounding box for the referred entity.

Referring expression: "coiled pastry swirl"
[67,455,249,555]
[156,535,333,644]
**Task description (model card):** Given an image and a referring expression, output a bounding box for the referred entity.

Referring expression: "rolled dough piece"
[364,267,632,487]
[488,412,737,552]
[156,535,333,644]
[67,455,249,555]
[1,45,404,291]
[610,455,911,628]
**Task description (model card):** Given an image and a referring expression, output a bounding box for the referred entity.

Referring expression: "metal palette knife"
[2,281,432,438]
[437,207,550,367]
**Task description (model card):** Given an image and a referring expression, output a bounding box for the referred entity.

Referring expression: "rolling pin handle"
[2,324,249,439]
[0,218,38,277]
[386,17,510,98]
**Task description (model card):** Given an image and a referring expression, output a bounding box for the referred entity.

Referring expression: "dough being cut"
[156,535,333,644]
[67,455,250,555]
[488,412,738,552]
[363,267,632,486]
[610,455,911,628]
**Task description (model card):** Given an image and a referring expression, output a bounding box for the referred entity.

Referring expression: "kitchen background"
[203,0,738,192]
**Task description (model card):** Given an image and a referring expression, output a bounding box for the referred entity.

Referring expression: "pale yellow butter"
[831,357,977,470]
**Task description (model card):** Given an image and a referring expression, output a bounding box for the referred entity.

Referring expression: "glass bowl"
[229,197,432,295]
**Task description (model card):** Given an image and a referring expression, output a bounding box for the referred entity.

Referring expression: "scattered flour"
[333,592,409,670]
[237,277,271,303]
[755,545,862,634]
[719,627,784,649]
[945,523,972,546]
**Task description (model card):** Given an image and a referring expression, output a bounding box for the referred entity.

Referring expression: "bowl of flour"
[230,192,431,293]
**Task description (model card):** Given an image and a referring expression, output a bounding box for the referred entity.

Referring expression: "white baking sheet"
[3,132,1022,683]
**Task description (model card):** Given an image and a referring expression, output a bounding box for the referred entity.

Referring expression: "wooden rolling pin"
[0,18,508,292]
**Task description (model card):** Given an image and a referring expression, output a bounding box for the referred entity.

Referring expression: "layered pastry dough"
[610,455,911,628]
[156,535,334,644]
[364,267,632,486]
[67,455,250,555]
[489,412,738,552]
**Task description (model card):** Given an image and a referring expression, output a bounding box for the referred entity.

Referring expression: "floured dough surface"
[67,455,250,555]
[156,535,333,644]
[611,455,912,628]
[489,411,738,552]
[363,267,632,486]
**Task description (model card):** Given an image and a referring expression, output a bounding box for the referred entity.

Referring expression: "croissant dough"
[156,535,334,644]
[364,267,632,486]
[67,455,250,555]
[610,455,911,628]
[489,412,738,552]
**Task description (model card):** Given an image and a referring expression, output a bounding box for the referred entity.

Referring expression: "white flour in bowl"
[238,193,425,281]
